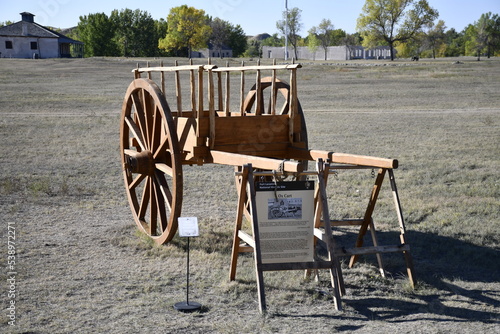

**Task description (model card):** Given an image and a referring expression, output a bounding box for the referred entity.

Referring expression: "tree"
[308,19,336,60]
[261,33,283,47]
[158,5,212,57]
[227,24,247,57]
[467,12,500,59]
[357,0,439,60]
[210,18,231,58]
[209,18,247,58]
[426,20,446,58]
[276,7,303,60]
[110,9,157,57]
[77,13,118,57]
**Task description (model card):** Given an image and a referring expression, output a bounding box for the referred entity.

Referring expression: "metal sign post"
[174,217,202,312]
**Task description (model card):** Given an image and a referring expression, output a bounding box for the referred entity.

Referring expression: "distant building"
[190,43,232,58]
[262,45,395,61]
[0,12,83,59]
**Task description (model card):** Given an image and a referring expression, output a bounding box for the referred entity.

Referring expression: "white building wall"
[261,46,394,61]
[0,36,58,58]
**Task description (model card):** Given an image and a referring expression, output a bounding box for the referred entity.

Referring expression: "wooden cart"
[119,60,415,311]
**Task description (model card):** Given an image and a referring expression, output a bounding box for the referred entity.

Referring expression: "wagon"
[119,59,415,311]
[120,60,398,244]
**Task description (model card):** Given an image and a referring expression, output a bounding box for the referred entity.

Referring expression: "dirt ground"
[0,57,499,333]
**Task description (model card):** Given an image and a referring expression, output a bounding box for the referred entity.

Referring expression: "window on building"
[31,42,38,50]
[5,41,13,49]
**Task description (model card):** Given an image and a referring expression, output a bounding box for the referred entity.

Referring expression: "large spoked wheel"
[120,78,183,244]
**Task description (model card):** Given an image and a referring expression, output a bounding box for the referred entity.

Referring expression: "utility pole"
[284,0,288,60]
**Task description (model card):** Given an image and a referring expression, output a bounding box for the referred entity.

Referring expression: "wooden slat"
[133,64,205,73]
[240,61,245,115]
[174,60,182,116]
[212,64,302,72]
[225,62,230,116]
[339,244,410,256]
[208,69,215,148]
[238,231,255,248]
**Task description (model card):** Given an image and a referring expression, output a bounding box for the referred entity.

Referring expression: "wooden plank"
[213,143,290,158]
[331,153,398,169]
[339,244,410,256]
[212,64,302,72]
[213,114,289,146]
[133,64,205,73]
[238,231,255,248]
[209,150,303,172]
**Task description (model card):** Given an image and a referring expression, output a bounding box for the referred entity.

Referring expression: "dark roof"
[0,19,83,44]
[0,21,57,38]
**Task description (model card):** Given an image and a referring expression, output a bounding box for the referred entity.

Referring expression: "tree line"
[68,6,246,58]
[1,1,498,60]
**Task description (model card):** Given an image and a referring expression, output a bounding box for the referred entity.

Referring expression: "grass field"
[0,56,499,333]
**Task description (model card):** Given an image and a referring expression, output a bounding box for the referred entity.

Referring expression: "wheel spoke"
[151,105,162,153]
[155,162,173,177]
[154,170,173,212]
[149,177,158,235]
[143,90,155,149]
[124,116,147,151]
[152,176,168,232]
[138,177,150,220]
[128,173,147,191]
[132,91,149,149]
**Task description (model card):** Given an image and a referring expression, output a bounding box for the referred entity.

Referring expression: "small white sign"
[178,217,199,237]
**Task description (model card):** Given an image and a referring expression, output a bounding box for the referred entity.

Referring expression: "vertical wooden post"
[190,59,196,117]
[217,71,223,112]
[134,63,141,79]
[174,60,182,117]
[160,60,165,94]
[240,61,245,116]
[289,68,297,143]
[271,59,277,115]
[208,67,215,148]
[196,66,203,137]
[146,61,151,80]
[255,68,262,115]
[225,61,230,116]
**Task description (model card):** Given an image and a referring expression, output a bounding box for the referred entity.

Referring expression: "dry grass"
[0,56,499,333]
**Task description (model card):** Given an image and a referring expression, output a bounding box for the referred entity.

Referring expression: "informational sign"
[255,181,315,264]
[178,217,199,237]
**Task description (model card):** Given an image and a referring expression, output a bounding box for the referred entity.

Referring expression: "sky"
[1,0,499,36]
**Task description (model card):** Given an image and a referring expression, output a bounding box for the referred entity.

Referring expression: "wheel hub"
[126,150,155,175]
